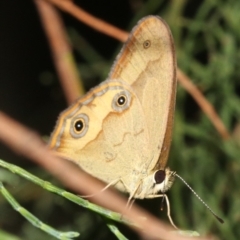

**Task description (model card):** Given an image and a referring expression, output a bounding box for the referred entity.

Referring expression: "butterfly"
[49,15,177,225]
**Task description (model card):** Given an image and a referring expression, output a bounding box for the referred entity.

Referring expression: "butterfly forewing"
[109,16,176,171]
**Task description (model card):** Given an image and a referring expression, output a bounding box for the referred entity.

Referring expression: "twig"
[0,111,209,240]
[177,69,230,140]
[44,0,128,42]
[35,0,84,104]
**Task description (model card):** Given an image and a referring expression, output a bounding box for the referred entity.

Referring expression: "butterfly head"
[133,167,175,199]
[153,167,176,194]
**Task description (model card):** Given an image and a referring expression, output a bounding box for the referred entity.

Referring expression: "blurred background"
[1,0,240,239]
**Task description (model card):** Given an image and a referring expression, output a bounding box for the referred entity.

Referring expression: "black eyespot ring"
[112,90,131,112]
[74,119,84,133]
[143,40,151,49]
[70,113,89,138]
[154,170,166,184]
[117,95,126,106]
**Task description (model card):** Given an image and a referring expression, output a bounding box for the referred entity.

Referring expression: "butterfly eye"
[143,40,151,49]
[70,113,89,138]
[154,170,166,184]
[112,90,131,112]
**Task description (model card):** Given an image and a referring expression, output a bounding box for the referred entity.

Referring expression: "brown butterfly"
[49,15,178,226]
[50,15,224,228]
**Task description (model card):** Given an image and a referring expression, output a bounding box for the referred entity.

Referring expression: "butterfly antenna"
[175,174,224,224]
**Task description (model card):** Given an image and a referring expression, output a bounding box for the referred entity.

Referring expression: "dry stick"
[45,0,230,140]
[177,69,230,139]
[35,0,84,104]
[0,112,209,240]
[45,0,129,42]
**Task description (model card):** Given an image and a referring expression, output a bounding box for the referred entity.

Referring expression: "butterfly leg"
[78,178,121,198]
[164,194,178,229]
[145,193,178,229]
[126,198,135,209]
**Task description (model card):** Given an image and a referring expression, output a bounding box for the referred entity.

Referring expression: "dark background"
[1,1,240,239]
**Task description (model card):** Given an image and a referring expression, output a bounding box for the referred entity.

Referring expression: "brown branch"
[177,69,230,140]
[35,0,84,104]
[0,111,212,240]
[44,0,230,140]
[44,0,129,42]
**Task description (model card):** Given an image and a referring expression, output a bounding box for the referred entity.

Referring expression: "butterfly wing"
[109,16,176,171]
[49,16,176,194]
[50,80,149,192]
